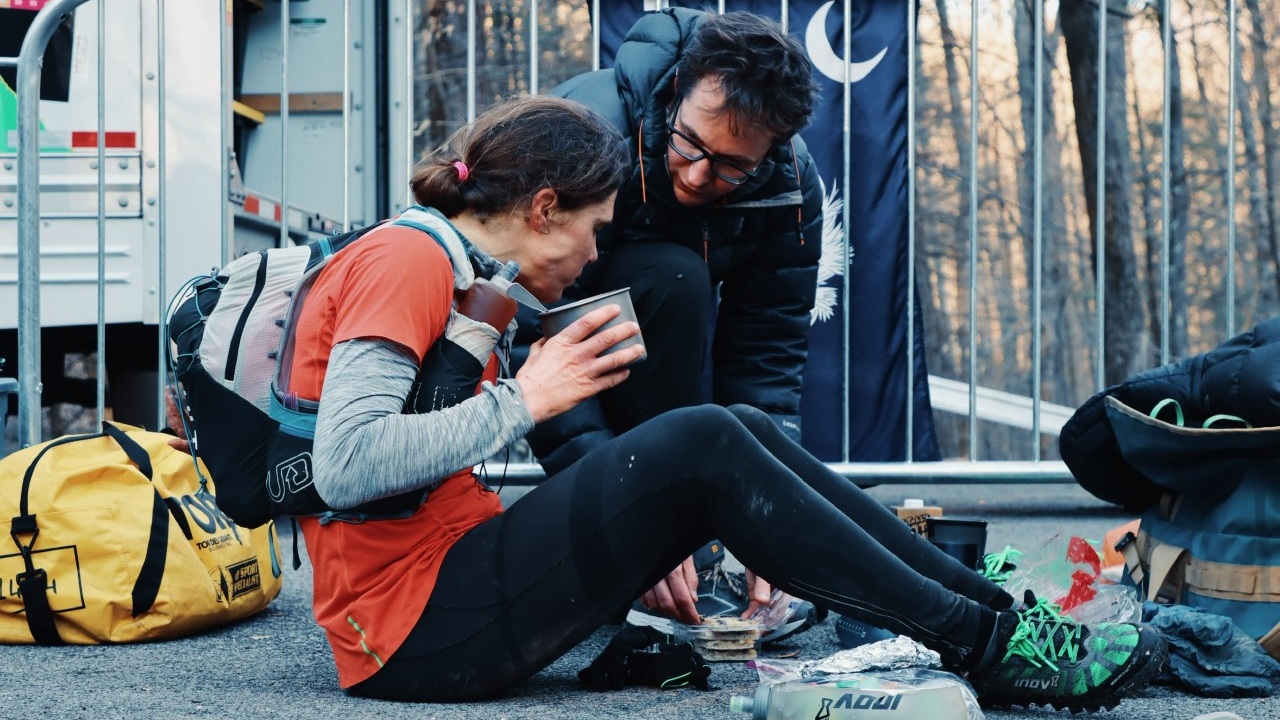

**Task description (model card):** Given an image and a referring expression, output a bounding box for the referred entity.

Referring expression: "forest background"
[410,0,1280,461]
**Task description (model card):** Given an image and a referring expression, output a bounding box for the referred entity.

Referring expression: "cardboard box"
[892,499,943,536]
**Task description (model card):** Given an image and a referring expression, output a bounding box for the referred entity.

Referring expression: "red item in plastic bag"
[1066,535,1102,576]
[1055,537,1103,611]
[1058,570,1099,611]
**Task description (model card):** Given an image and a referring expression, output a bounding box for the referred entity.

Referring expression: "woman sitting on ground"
[286,95,1166,711]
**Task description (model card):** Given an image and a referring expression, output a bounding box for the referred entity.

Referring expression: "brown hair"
[411,95,627,221]
[676,12,819,142]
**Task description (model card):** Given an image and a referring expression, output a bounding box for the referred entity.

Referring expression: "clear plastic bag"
[746,588,802,633]
[1069,582,1142,624]
[1003,532,1141,623]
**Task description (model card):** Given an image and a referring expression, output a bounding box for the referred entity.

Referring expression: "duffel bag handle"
[101,421,154,480]
[100,422,169,623]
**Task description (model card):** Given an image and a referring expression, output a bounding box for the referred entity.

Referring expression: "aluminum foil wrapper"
[797,636,942,677]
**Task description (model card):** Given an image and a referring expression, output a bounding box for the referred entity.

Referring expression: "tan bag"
[0,422,282,644]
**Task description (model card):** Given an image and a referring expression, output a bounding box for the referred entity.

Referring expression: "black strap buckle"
[9,514,38,557]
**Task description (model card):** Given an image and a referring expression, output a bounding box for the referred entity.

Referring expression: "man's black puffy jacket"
[1059,317,1280,512]
[528,9,825,473]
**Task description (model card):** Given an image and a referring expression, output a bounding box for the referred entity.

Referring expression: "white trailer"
[1,0,414,440]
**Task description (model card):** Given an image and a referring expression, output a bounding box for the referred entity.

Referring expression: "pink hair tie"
[453,160,471,182]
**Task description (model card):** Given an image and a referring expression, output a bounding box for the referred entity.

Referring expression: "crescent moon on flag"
[805,1,889,84]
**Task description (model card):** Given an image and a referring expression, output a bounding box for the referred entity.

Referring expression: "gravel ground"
[0,482,1274,719]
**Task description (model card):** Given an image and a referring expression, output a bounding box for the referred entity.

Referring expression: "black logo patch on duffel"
[225,558,262,599]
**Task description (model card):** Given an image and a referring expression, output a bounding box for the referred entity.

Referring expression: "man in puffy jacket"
[522,9,825,634]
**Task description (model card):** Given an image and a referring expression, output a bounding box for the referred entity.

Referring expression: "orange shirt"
[289,225,503,687]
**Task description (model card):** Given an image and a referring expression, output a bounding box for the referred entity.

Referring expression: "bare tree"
[415,1,470,157]
[1242,0,1280,303]
[1061,0,1149,382]
[1014,0,1090,410]
[912,11,969,458]
[932,0,978,391]
[479,1,525,103]
[1152,1,1190,357]
[1131,59,1163,351]
[1234,40,1272,314]
[1185,7,1237,339]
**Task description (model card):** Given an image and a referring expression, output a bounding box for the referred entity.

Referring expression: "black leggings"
[352,404,1006,702]
[586,241,712,433]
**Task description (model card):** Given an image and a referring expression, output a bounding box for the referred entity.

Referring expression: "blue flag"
[596,1,939,462]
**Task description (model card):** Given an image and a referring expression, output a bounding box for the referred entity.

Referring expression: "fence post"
[15,0,95,448]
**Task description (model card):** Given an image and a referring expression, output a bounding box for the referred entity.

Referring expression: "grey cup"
[538,287,647,366]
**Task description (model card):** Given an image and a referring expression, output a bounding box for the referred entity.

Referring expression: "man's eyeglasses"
[666,103,759,185]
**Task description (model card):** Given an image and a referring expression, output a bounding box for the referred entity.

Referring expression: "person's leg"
[723,404,1013,611]
[588,242,712,432]
[586,242,735,620]
[353,405,997,702]
[713,405,1168,712]
[352,412,716,701]
[589,248,1007,611]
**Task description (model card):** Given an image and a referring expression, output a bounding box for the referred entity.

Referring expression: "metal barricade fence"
[5,1,1261,485]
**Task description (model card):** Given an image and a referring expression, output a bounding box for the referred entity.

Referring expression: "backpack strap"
[393,205,489,290]
[9,513,61,645]
[1146,540,1188,603]
[1184,559,1280,602]
[1115,530,1146,590]
[1116,527,1189,603]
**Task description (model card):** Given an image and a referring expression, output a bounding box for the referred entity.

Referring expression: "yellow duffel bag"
[0,421,282,644]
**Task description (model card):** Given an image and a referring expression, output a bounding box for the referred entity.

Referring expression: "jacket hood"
[612,9,697,135]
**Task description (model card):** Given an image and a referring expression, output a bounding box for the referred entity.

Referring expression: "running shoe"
[833,613,896,649]
[969,590,1168,712]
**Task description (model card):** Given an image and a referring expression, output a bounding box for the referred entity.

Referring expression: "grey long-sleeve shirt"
[311,337,534,509]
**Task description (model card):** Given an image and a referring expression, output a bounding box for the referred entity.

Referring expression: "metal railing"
[9,0,100,448]
[9,0,1256,485]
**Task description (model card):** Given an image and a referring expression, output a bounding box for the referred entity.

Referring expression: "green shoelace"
[981,545,1023,585]
[1001,595,1084,672]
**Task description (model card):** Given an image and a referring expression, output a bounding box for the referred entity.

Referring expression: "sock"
[966,609,1013,673]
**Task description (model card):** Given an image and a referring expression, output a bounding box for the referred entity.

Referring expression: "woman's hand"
[164,387,192,453]
[639,562,773,627]
[742,569,773,619]
[516,304,644,424]
[641,556,701,625]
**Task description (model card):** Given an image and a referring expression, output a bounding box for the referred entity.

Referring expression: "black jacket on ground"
[1059,317,1280,512]
[526,8,825,474]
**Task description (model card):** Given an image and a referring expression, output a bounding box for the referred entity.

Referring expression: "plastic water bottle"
[729,673,972,720]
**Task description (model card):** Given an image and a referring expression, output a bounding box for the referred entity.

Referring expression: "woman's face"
[518,193,616,303]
